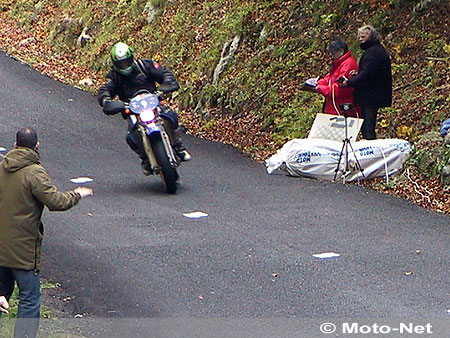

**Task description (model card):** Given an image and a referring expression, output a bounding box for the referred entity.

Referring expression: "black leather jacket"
[97,59,180,106]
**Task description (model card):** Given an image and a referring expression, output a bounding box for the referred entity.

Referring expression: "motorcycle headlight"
[140,109,156,122]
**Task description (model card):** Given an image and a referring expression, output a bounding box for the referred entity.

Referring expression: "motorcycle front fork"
[137,121,179,173]
[160,128,179,167]
[137,125,160,174]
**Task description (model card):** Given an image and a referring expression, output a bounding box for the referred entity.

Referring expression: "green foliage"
[320,13,338,25]
[149,0,166,9]
[198,118,217,133]
[271,95,324,143]
[407,140,449,181]
[5,0,34,26]
[436,144,450,182]
[391,62,410,77]
[311,0,327,25]
[426,39,448,57]
[389,0,417,10]
[420,95,447,127]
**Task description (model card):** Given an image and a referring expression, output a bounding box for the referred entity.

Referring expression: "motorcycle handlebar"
[103,92,164,115]
[103,100,126,115]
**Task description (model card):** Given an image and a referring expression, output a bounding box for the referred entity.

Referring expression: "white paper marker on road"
[183,211,208,219]
[70,177,94,184]
[312,252,340,259]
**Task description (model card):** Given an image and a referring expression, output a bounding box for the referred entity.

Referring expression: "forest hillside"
[0,0,449,213]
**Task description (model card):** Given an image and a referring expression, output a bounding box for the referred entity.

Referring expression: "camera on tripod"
[333,102,365,182]
[339,103,353,117]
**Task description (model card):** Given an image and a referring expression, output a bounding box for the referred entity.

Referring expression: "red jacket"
[316,51,361,117]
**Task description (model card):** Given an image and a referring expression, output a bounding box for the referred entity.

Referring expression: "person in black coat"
[342,25,392,140]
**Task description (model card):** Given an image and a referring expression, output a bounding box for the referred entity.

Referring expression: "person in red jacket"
[314,39,360,117]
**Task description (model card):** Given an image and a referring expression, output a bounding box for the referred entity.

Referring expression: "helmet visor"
[115,58,133,70]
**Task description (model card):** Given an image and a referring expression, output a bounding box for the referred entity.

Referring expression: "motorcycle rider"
[98,42,191,175]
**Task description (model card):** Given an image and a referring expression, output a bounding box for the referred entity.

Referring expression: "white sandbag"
[265,138,410,182]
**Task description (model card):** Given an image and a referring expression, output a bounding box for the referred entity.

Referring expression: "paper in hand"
[305,77,318,87]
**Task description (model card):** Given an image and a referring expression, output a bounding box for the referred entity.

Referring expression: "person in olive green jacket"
[0,128,92,338]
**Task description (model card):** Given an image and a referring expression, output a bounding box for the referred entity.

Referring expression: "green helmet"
[111,42,135,75]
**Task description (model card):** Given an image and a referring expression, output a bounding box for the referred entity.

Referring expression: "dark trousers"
[0,266,41,338]
[361,105,378,140]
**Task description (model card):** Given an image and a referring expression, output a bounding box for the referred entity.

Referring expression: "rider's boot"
[126,130,152,175]
[140,157,152,176]
[173,127,191,161]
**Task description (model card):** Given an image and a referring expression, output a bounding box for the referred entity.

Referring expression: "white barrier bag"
[265,138,410,181]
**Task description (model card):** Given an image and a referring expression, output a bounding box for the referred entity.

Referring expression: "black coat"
[97,59,179,106]
[347,40,392,108]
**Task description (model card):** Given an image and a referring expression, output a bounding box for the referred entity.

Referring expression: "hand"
[74,187,93,198]
[339,76,349,87]
[152,90,164,99]
[103,100,125,115]
[159,84,177,94]
[101,97,112,106]
[0,296,9,314]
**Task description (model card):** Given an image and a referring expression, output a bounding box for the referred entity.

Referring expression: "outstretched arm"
[29,166,83,211]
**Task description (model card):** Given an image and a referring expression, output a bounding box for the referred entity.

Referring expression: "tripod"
[332,104,365,183]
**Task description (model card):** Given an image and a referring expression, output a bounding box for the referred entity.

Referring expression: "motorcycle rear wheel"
[151,139,178,194]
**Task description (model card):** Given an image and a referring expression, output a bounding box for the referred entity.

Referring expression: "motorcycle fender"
[146,124,161,135]
[148,131,178,168]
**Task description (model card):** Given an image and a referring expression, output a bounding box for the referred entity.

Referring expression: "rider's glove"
[103,100,125,115]
[101,97,112,106]
[159,83,179,94]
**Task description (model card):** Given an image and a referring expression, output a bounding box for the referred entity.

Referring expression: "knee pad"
[160,108,179,129]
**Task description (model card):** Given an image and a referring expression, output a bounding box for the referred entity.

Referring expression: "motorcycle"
[104,91,180,194]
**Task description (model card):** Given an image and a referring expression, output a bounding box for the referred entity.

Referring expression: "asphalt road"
[0,51,449,326]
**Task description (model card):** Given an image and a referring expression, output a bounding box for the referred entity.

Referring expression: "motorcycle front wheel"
[151,139,178,194]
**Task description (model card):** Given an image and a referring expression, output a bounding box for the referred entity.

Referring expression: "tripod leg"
[347,141,365,178]
[333,140,346,181]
